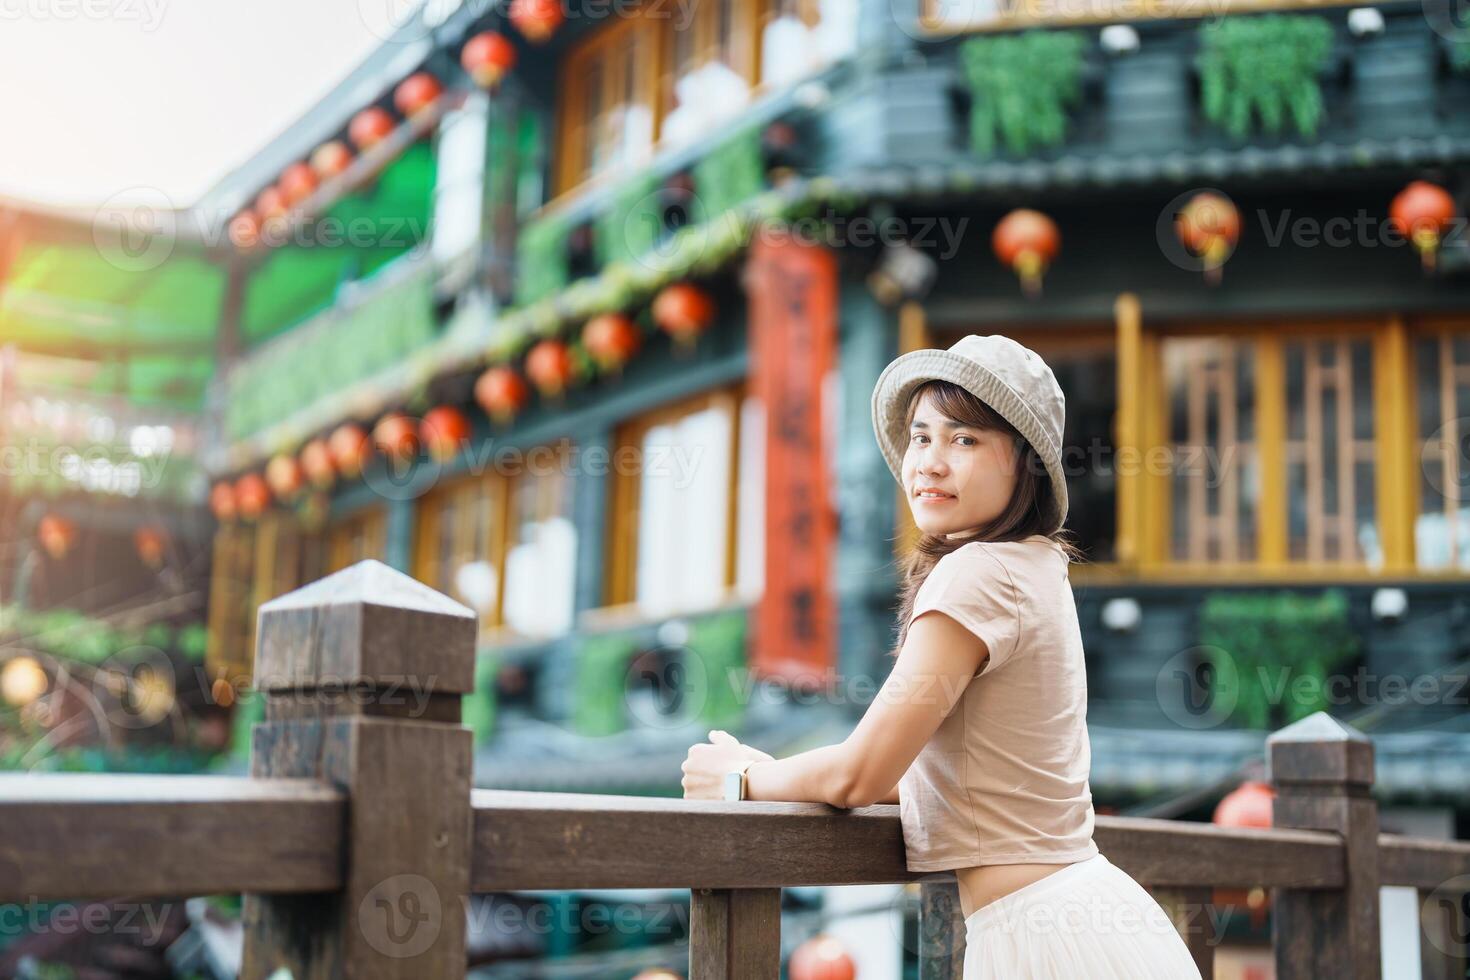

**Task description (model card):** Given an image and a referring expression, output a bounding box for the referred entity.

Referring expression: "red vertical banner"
[745,232,838,690]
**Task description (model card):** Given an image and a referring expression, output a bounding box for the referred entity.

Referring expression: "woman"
[682,334,1203,978]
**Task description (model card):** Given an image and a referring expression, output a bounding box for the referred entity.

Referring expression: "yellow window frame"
[553,0,777,198]
[413,470,512,633]
[327,506,387,574]
[1114,312,1423,583]
[603,380,749,611]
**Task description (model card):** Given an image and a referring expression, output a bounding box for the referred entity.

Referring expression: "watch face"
[723,770,742,800]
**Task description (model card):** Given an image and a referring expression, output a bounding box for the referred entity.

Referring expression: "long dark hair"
[890,379,1079,656]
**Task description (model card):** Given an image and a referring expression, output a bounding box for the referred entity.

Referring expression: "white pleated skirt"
[962,852,1204,979]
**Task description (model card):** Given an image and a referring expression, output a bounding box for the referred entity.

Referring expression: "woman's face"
[901,389,1020,539]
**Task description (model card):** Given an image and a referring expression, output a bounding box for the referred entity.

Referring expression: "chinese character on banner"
[745,232,837,690]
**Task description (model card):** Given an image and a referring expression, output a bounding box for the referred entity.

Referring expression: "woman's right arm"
[878,784,900,805]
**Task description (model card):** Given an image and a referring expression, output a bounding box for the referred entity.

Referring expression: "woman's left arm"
[682,609,988,807]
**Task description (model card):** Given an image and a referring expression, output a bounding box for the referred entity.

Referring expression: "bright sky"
[0,0,415,210]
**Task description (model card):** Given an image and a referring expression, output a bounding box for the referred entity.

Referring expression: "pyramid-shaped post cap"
[1266,711,1375,787]
[253,560,477,695]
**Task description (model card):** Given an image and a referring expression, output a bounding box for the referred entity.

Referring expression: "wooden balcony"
[2,559,1467,978]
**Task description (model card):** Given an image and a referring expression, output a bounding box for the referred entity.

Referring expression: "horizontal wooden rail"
[9,781,1442,907]
[471,790,917,891]
[469,790,1347,893]
[1096,816,1345,889]
[0,774,345,903]
[1378,833,1470,888]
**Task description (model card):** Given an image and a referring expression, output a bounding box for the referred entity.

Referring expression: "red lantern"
[510,0,563,42]
[1175,191,1240,285]
[1212,779,1275,926]
[462,31,517,89]
[349,106,396,151]
[328,423,372,478]
[421,406,471,462]
[255,186,288,222]
[394,72,443,118]
[134,526,167,570]
[266,453,305,503]
[474,365,530,424]
[310,140,355,180]
[300,437,337,490]
[228,210,261,249]
[1390,180,1456,272]
[789,934,855,980]
[279,162,319,207]
[652,283,715,351]
[582,313,642,372]
[992,208,1060,297]
[235,473,271,521]
[1213,779,1273,829]
[209,482,238,522]
[373,412,421,461]
[37,515,76,560]
[525,339,575,397]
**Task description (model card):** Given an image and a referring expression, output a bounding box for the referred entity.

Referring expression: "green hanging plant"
[1449,39,1470,74]
[514,213,571,306]
[693,126,766,218]
[596,173,662,268]
[1198,590,1358,730]
[686,610,749,729]
[573,632,636,737]
[462,652,499,746]
[958,30,1086,156]
[1197,14,1334,140]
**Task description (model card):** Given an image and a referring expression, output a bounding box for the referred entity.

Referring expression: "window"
[207,525,257,686]
[502,444,578,638]
[1415,329,1470,570]
[661,0,759,146]
[414,442,579,640]
[415,473,505,629]
[1152,328,1388,571]
[556,0,851,193]
[558,13,659,190]
[1284,338,1378,565]
[327,507,387,573]
[920,0,1353,31]
[606,383,763,616]
[208,515,328,686]
[1164,337,1259,563]
[761,0,853,87]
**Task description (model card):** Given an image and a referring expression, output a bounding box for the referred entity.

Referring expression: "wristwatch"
[723,759,756,801]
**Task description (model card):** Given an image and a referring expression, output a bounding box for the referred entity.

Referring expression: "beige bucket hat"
[870,334,1069,533]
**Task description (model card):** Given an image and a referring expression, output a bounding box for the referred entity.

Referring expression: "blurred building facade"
[6,0,1469,970]
[185,0,1470,815]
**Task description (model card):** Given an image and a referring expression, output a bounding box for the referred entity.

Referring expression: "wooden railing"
[2,560,1468,979]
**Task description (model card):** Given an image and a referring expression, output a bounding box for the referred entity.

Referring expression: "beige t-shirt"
[898,535,1099,871]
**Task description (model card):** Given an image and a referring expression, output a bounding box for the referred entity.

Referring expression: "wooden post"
[918,878,964,980]
[688,888,781,980]
[1267,712,1380,980]
[1151,885,1216,979]
[241,559,477,979]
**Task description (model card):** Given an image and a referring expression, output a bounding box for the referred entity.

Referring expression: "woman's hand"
[681,730,774,800]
